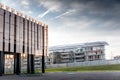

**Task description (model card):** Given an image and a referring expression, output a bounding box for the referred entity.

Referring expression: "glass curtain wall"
[21,18,28,74]
[4,54,14,74]
[0,7,48,75]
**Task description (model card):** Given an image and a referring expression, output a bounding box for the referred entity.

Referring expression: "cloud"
[37,9,51,18]
[37,0,81,18]
[39,0,62,12]
[21,0,30,9]
[36,0,63,18]
[0,0,16,7]
[51,9,76,20]
[1,0,120,59]
[39,0,120,37]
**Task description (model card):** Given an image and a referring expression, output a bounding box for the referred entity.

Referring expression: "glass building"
[0,4,48,75]
[49,42,108,64]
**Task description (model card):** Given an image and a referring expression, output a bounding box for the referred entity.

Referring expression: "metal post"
[42,26,45,73]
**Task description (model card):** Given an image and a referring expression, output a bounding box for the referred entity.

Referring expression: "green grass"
[45,64,120,72]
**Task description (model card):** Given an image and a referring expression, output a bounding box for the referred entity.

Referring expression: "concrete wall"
[46,60,120,68]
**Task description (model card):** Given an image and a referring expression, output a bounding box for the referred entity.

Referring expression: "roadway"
[0,72,120,80]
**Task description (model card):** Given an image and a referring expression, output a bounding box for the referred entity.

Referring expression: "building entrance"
[4,54,14,74]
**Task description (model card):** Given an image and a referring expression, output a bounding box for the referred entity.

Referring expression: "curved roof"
[49,41,108,51]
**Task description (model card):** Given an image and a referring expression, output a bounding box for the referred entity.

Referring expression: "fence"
[46,60,120,68]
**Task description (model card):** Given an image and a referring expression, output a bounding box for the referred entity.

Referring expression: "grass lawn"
[45,64,120,72]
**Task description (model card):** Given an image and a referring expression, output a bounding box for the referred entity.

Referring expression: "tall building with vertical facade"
[0,3,48,75]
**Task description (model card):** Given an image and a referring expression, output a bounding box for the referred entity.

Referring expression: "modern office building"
[49,41,108,64]
[0,3,48,75]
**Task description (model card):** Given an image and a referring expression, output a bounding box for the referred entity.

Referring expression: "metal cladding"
[0,3,48,75]
[0,3,47,26]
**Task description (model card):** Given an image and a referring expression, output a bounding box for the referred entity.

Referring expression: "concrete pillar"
[31,54,34,74]
[27,54,35,74]
[0,51,4,76]
[85,56,89,61]
[93,55,95,60]
[14,53,21,75]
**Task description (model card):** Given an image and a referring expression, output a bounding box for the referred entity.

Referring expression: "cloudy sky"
[0,0,120,59]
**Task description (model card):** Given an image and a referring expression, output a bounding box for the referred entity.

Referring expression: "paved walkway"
[0,72,120,80]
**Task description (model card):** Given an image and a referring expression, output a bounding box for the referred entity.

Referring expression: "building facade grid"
[0,3,48,75]
[49,42,108,64]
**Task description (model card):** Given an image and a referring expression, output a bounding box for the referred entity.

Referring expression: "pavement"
[0,72,120,80]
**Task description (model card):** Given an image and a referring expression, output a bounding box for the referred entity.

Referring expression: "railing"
[46,59,120,68]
